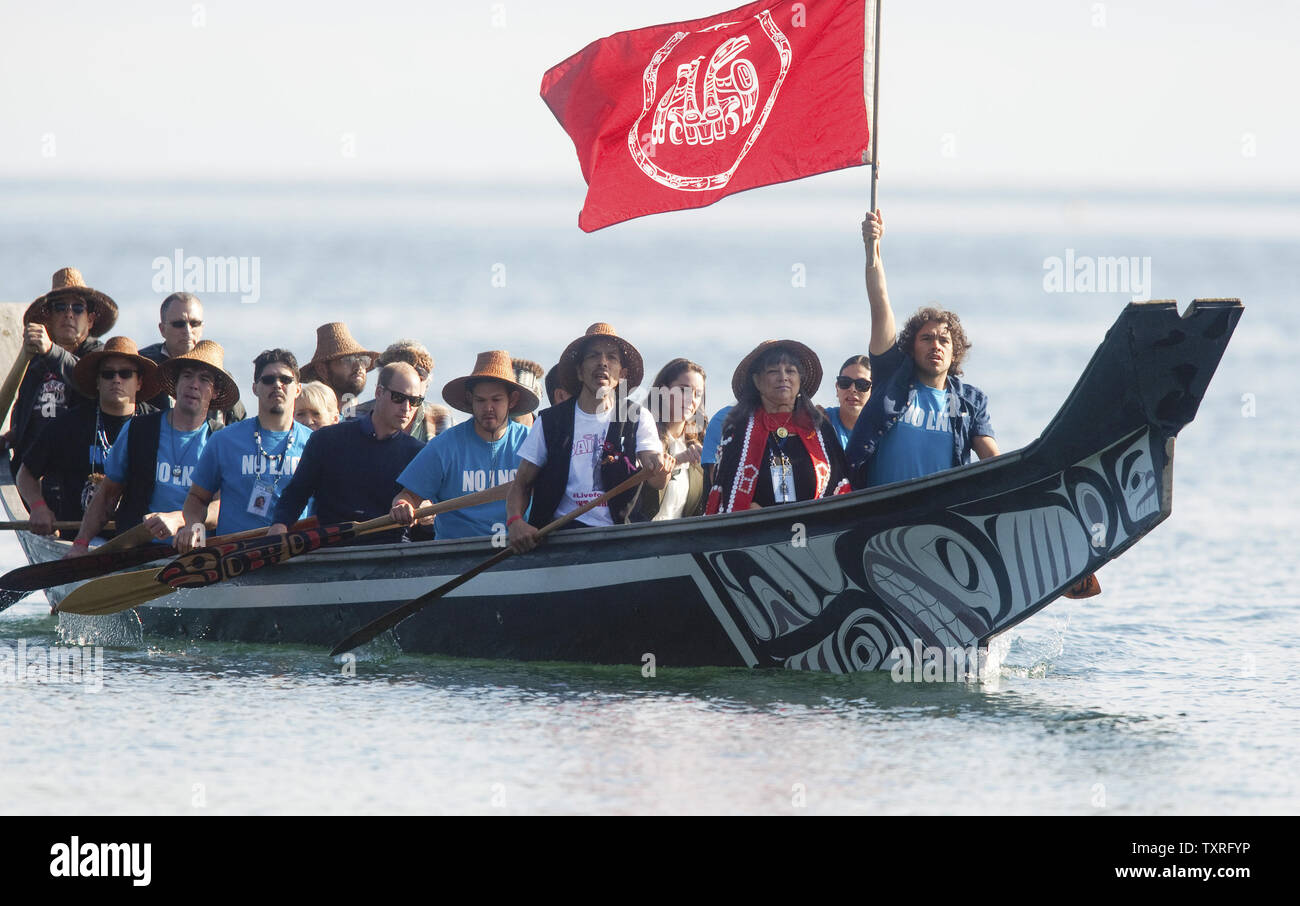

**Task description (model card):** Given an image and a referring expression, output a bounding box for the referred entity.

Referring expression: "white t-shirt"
[518,402,662,526]
[653,434,690,522]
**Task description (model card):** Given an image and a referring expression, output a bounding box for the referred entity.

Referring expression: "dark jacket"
[10,337,102,469]
[844,339,994,485]
[529,397,644,528]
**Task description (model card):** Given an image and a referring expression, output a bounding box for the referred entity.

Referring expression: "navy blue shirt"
[271,413,425,540]
[845,340,994,486]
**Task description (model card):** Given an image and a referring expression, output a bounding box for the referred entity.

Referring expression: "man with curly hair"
[846,211,999,487]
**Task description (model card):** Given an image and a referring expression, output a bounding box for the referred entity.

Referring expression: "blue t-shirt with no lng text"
[396,419,528,540]
[190,417,312,535]
[866,386,955,486]
[104,414,212,516]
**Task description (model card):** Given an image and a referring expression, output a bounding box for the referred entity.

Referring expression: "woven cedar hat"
[442,351,541,417]
[158,340,241,410]
[71,336,163,401]
[554,323,644,396]
[731,339,824,401]
[300,322,380,383]
[377,340,434,380]
[24,267,118,337]
[511,358,544,412]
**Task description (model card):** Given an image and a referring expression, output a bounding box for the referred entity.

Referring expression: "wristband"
[72,539,89,548]
[33,500,49,511]
[506,515,523,527]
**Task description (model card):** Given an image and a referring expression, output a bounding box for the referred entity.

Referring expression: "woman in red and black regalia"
[706,340,852,514]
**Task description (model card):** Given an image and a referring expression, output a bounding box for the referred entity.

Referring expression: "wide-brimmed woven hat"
[300,322,379,383]
[377,340,434,380]
[554,323,644,396]
[443,351,541,417]
[159,340,241,410]
[731,339,824,400]
[71,336,163,401]
[24,267,118,337]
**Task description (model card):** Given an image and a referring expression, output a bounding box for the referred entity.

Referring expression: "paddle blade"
[160,523,358,589]
[55,569,173,616]
[0,587,29,613]
[0,543,176,593]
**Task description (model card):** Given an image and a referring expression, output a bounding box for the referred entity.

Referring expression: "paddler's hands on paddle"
[174,520,207,553]
[28,500,56,536]
[23,323,54,357]
[145,511,186,543]
[639,450,673,490]
[507,516,540,554]
[390,490,436,527]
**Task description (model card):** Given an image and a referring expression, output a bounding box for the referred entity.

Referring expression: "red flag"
[541,0,872,231]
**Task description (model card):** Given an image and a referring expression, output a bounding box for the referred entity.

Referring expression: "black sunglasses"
[259,374,295,386]
[169,318,203,329]
[52,301,88,314]
[100,368,138,381]
[835,376,872,392]
[379,385,424,408]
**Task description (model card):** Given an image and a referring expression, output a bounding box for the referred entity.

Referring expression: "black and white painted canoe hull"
[4,299,1242,671]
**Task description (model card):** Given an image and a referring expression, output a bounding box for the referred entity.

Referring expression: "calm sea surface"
[1,178,1297,814]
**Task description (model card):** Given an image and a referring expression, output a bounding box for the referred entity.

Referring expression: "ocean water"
[1,178,1297,814]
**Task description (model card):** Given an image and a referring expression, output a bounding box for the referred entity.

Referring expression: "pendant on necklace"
[776,426,789,439]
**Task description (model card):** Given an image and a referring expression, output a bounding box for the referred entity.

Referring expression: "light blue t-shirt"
[824,406,853,450]
[866,386,955,486]
[104,414,212,515]
[701,404,734,466]
[396,419,528,540]
[190,417,312,535]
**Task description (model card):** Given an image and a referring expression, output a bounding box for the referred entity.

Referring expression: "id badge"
[769,454,793,504]
[247,478,275,517]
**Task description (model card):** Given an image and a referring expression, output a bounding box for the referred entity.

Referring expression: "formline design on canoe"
[0,298,1242,673]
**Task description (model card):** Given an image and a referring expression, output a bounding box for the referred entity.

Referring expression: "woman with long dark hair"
[825,354,872,449]
[635,357,707,521]
[705,341,850,514]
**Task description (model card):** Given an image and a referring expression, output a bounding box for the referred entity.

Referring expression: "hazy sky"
[1,0,1296,188]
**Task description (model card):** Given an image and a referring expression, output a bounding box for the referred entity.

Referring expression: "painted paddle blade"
[55,569,172,616]
[0,543,175,593]
[160,523,358,589]
[330,548,513,656]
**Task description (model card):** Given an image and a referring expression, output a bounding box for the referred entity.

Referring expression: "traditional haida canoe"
[2,299,1241,671]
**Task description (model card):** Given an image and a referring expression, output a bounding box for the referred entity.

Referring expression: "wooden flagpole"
[868,0,883,214]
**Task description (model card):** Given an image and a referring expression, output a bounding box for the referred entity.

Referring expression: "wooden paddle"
[157,482,512,590]
[330,470,650,657]
[0,518,319,595]
[0,520,105,532]
[0,347,34,433]
[56,487,516,616]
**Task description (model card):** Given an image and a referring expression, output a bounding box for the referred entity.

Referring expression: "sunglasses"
[835,376,873,392]
[169,319,203,329]
[100,368,138,381]
[51,301,88,315]
[336,354,370,369]
[259,374,296,386]
[379,385,424,408]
